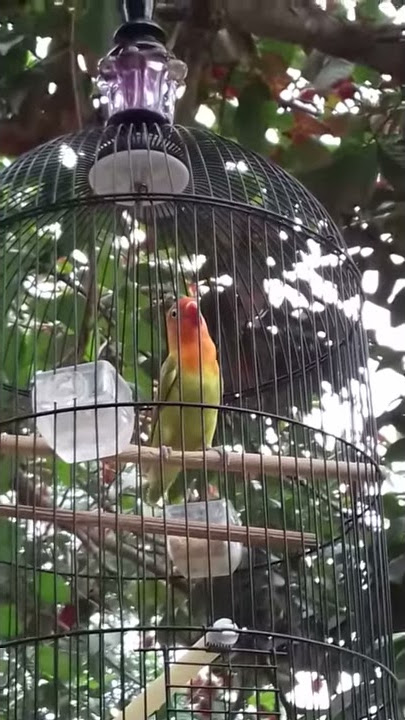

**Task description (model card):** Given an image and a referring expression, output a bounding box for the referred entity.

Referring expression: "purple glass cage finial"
[96,0,187,125]
[98,46,187,125]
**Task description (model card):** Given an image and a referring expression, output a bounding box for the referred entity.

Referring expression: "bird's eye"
[170,308,177,319]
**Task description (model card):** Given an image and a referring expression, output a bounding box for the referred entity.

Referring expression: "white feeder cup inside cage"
[166,499,243,579]
[32,360,134,464]
[88,146,190,206]
[88,36,190,207]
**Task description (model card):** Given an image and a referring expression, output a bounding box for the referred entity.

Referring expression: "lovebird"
[146,296,221,505]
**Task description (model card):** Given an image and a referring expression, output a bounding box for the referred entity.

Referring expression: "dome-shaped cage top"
[0,122,370,454]
[1,123,344,236]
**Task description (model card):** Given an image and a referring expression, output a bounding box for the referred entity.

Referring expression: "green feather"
[146,353,220,505]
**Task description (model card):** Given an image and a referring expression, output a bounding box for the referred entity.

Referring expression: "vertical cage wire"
[0,123,397,720]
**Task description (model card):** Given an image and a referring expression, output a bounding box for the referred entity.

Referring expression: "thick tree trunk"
[222,0,405,81]
[159,0,405,82]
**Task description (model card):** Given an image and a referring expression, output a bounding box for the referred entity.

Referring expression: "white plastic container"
[166,499,243,579]
[32,361,134,463]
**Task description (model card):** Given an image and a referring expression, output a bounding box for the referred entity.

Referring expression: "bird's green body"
[146,353,221,504]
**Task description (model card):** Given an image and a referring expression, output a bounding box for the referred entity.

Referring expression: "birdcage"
[0,2,398,720]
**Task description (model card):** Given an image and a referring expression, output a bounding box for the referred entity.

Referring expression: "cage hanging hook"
[121,0,155,22]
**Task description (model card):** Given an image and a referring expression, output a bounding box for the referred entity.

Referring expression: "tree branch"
[220,0,405,81]
[173,6,217,125]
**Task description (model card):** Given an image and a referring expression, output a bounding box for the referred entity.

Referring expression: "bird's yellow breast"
[157,367,220,451]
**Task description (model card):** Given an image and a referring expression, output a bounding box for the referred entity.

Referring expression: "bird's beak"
[186,300,200,326]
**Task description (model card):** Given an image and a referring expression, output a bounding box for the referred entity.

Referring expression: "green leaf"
[33,0,46,12]
[275,110,294,133]
[312,57,353,92]
[83,329,97,362]
[259,690,276,711]
[0,518,19,563]
[55,459,71,487]
[356,0,387,21]
[56,258,73,275]
[87,677,100,691]
[131,580,167,624]
[2,326,27,387]
[390,416,405,435]
[76,0,121,57]
[17,329,36,387]
[234,80,274,154]
[256,38,297,66]
[56,291,87,333]
[385,438,405,465]
[396,647,405,676]
[37,572,70,605]
[120,494,136,511]
[0,604,18,637]
[217,101,237,139]
[38,646,71,682]
[378,136,405,196]
[97,239,117,293]
[394,633,405,675]
[390,288,405,328]
[120,288,155,398]
[384,493,405,521]
[0,45,28,79]
[247,690,276,711]
[134,364,153,401]
[281,138,332,176]
[0,456,16,494]
[374,345,405,373]
[34,325,78,372]
[352,64,380,85]
[0,33,24,56]
[389,554,405,584]
[297,140,378,218]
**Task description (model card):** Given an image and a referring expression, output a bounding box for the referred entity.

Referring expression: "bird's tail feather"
[146,464,181,505]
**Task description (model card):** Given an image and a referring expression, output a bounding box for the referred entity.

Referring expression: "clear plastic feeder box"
[166,499,243,579]
[32,361,134,463]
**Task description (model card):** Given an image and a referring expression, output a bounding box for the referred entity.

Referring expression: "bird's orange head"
[166,297,217,369]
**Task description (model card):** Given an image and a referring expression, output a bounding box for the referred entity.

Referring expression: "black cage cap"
[113,20,166,46]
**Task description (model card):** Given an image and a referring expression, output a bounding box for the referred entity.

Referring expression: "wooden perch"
[0,433,377,483]
[0,504,317,549]
[114,630,228,720]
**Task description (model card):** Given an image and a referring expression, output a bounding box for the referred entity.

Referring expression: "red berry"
[36,484,50,505]
[189,678,204,688]
[196,694,211,711]
[211,65,227,80]
[332,79,356,100]
[102,460,116,485]
[375,176,390,190]
[311,676,324,693]
[58,604,76,629]
[224,86,237,99]
[297,87,317,103]
[143,633,156,649]
[339,84,356,100]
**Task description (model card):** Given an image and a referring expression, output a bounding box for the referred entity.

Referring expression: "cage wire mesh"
[0,120,397,720]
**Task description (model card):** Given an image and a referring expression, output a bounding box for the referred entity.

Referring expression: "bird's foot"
[207,445,230,468]
[159,445,173,463]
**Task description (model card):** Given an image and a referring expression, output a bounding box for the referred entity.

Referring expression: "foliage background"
[1,0,405,717]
